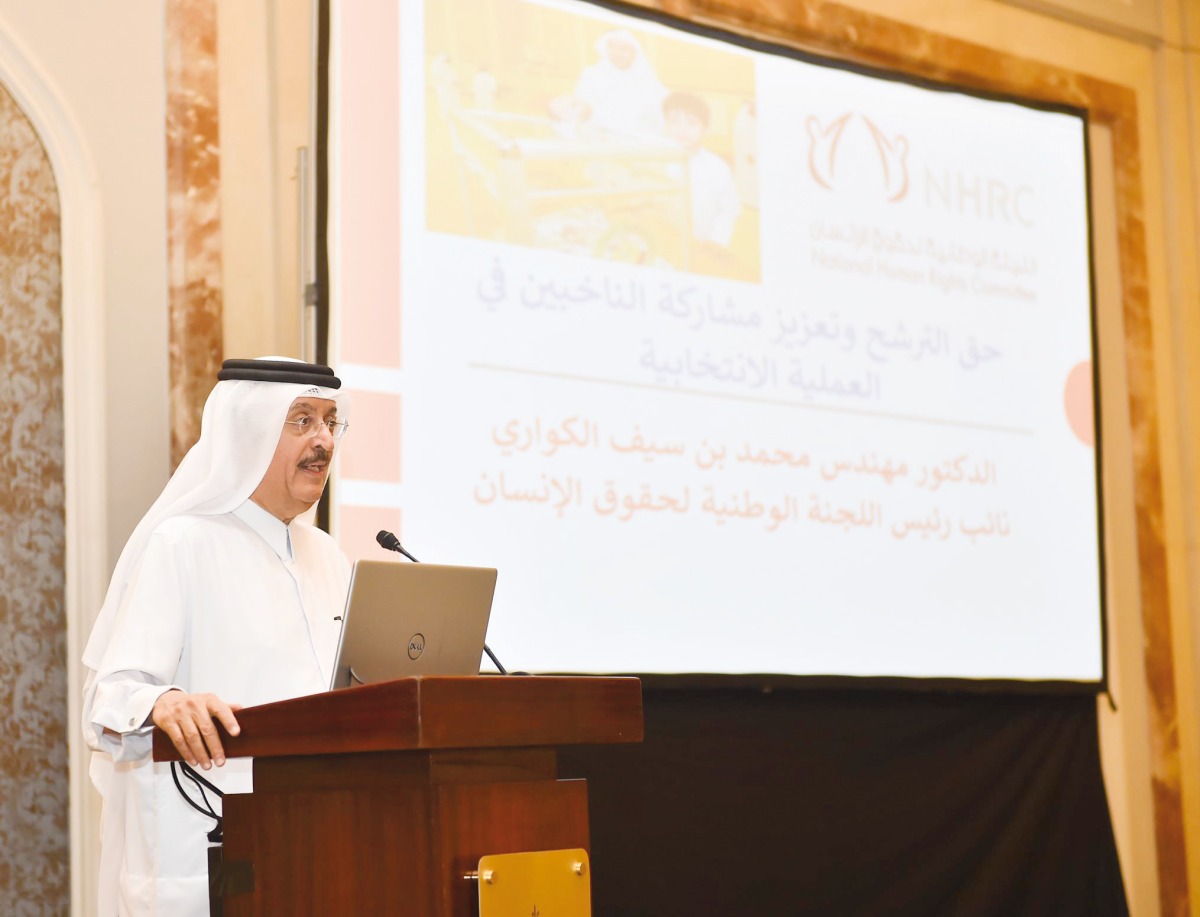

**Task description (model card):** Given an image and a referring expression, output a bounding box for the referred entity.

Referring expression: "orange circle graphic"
[1064,361,1094,447]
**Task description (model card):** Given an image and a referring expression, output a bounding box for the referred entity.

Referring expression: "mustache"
[298,445,332,470]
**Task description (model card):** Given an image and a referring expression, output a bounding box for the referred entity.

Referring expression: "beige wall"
[218,0,316,361]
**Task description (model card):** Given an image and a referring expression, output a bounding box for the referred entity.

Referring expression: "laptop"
[329,560,498,690]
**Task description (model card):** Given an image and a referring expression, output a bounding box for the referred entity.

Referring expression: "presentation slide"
[329,0,1103,682]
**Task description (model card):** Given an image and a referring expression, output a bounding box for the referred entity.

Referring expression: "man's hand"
[151,690,243,770]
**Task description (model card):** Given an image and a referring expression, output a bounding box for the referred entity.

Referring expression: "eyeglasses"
[283,414,350,440]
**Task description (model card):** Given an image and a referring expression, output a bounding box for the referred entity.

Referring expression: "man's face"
[250,397,339,523]
[606,37,637,70]
[666,108,706,152]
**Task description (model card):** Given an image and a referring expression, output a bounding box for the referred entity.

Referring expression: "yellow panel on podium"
[476,848,591,916]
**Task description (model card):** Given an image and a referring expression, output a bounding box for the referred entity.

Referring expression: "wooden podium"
[152,675,643,916]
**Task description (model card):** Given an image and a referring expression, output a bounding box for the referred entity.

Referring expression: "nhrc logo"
[808,112,909,202]
[805,111,1035,226]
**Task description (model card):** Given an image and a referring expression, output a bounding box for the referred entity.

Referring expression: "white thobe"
[681,147,742,247]
[84,500,350,917]
[574,62,666,137]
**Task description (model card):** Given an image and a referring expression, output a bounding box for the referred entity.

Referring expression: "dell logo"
[408,634,425,660]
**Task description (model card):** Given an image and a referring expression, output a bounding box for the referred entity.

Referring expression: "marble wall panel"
[0,79,68,915]
[167,0,224,468]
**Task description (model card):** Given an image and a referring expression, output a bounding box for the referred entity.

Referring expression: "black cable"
[171,761,225,843]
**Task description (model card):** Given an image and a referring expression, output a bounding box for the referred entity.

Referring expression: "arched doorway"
[0,77,68,912]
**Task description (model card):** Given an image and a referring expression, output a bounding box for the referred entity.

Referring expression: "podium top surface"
[152,675,643,762]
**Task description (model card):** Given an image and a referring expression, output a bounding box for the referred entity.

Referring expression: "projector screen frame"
[314,0,1111,697]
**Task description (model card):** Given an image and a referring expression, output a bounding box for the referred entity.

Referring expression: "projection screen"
[325,0,1105,684]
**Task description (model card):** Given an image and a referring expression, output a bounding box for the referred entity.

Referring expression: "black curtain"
[558,687,1128,916]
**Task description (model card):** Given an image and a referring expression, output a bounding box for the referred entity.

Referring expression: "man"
[662,90,742,248]
[82,357,352,916]
[549,30,667,137]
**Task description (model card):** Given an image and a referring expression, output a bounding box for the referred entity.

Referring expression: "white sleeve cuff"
[87,681,181,762]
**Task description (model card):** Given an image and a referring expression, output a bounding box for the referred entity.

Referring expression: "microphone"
[375,530,509,676]
[375,529,419,563]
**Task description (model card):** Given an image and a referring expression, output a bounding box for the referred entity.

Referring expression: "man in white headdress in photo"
[82,357,352,917]
[550,29,668,138]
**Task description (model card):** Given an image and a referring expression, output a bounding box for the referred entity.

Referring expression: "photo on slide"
[424,0,761,282]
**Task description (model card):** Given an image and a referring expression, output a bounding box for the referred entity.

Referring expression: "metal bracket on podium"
[467,848,591,916]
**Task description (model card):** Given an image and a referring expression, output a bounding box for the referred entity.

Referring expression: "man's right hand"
[151,689,243,770]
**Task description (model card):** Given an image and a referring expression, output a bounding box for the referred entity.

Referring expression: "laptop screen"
[329,560,498,690]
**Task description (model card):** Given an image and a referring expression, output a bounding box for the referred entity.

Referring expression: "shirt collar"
[233,499,293,561]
